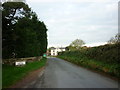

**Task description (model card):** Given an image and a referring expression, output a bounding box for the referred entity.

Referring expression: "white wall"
[51,48,65,56]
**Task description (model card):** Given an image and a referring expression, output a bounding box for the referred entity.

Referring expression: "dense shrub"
[83,43,119,64]
[58,43,120,78]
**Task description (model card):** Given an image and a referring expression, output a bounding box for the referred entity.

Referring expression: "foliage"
[67,39,85,51]
[2,58,47,88]
[58,43,120,78]
[82,43,119,64]
[2,2,47,59]
[107,33,120,44]
[70,39,85,47]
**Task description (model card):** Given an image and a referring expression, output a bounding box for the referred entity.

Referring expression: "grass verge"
[57,55,119,78]
[2,57,47,88]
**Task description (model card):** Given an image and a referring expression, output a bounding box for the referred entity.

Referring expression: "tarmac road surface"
[24,57,118,88]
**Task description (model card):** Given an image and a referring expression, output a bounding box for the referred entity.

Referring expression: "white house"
[51,47,66,56]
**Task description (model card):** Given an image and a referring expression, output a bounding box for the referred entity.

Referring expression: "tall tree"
[15,14,47,57]
[2,2,48,59]
[2,2,31,58]
[68,39,85,50]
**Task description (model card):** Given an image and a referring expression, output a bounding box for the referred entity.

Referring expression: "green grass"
[2,57,47,88]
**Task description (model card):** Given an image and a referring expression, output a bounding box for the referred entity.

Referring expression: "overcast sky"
[27,0,118,47]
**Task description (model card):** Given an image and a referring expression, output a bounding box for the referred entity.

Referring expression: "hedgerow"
[58,43,120,78]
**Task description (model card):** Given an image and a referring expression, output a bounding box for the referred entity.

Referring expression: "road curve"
[25,57,118,88]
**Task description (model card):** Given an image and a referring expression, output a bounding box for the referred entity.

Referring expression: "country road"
[24,57,118,88]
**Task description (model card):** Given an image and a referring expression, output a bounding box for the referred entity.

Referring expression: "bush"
[58,43,119,78]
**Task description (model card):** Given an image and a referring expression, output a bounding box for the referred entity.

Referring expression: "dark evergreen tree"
[2,2,48,59]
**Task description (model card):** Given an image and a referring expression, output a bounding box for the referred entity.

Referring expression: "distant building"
[50,47,66,56]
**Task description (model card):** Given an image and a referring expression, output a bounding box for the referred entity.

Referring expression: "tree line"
[2,2,48,59]
[65,33,119,51]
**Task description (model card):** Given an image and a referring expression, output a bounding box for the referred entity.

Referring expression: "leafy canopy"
[67,39,85,51]
[70,39,85,47]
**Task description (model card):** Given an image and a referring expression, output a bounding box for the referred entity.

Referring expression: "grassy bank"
[58,43,119,78]
[3,57,47,88]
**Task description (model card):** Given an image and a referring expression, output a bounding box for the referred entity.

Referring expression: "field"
[58,43,120,78]
[2,57,47,88]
